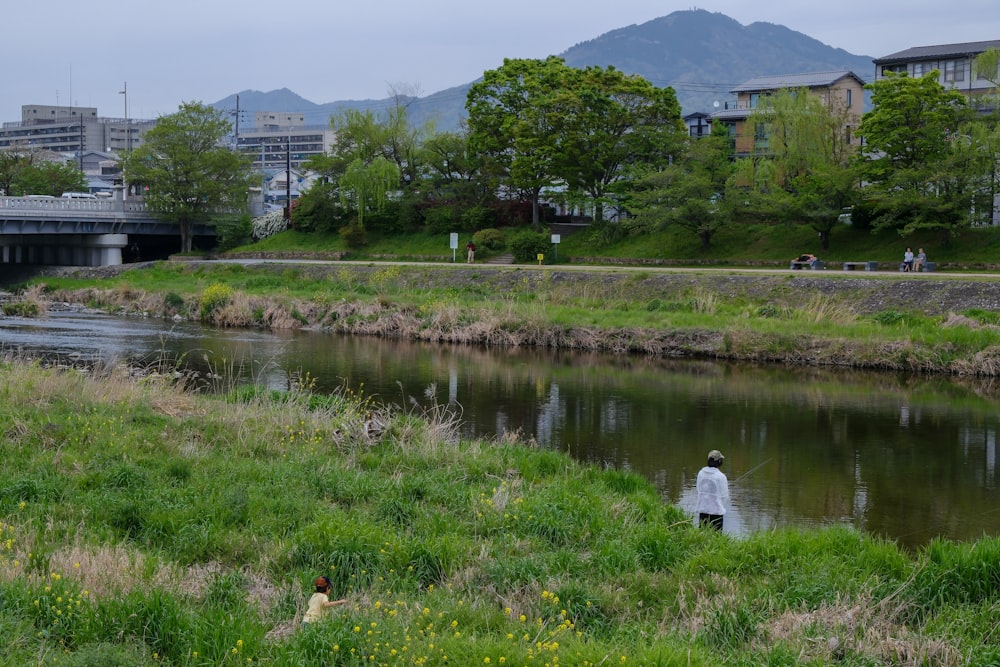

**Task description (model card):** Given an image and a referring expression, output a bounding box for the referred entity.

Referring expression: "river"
[1,308,997,550]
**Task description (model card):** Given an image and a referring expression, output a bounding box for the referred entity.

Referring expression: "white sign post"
[551,234,561,261]
[449,233,459,263]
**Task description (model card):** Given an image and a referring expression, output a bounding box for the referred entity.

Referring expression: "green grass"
[1,360,999,665]
[237,221,1000,268]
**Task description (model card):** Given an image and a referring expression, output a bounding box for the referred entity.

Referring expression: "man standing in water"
[696,449,729,531]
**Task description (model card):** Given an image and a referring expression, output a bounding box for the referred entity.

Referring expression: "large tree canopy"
[123,102,252,253]
[856,72,970,241]
[466,57,568,229]
[466,57,684,226]
[548,65,684,224]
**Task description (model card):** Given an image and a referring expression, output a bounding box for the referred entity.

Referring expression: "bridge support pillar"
[78,234,128,266]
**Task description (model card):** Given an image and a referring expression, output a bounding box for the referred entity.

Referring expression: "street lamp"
[118,81,130,153]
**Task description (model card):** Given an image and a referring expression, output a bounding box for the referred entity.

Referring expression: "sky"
[2,0,997,123]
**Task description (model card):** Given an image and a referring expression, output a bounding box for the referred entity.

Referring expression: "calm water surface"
[2,309,998,550]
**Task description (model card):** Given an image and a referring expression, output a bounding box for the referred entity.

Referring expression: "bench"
[842,261,878,271]
[899,262,937,272]
[790,260,824,270]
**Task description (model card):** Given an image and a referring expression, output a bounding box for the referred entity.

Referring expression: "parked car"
[60,192,97,199]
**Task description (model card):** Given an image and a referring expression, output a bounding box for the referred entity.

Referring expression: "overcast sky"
[3,0,997,123]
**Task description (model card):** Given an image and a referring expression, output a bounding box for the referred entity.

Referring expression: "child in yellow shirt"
[302,575,346,624]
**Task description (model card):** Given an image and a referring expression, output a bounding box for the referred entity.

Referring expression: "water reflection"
[2,310,999,549]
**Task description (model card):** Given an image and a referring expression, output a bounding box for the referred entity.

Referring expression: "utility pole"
[284,136,292,221]
[232,94,240,149]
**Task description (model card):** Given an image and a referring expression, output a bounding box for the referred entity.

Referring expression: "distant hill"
[213,9,875,131]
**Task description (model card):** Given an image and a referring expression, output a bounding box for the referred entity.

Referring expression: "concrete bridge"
[0,191,217,266]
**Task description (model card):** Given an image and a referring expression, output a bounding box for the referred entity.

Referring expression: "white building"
[236,111,335,171]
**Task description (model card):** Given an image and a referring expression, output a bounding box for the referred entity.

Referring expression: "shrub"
[509,230,550,263]
[339,223,368,248]
[163,292,185,313]
[214,214,253,251]
[472,228,505,252]
[199,283,235,320]
[461,204,496,230]
[251,209,289,241]
[423,204,462,234]
[291,183,346,233]
[588,219,625,245]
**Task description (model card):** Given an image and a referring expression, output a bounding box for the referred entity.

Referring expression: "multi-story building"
[710,71,866,156]
[873,40,1000,101]
[0,105,153,154]
[235,111,335,171]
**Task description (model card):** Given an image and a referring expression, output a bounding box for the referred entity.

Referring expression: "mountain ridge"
[213,9,875,131]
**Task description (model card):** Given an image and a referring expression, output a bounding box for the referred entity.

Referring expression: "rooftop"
[874,40,1000,64]
[731,71,867,94]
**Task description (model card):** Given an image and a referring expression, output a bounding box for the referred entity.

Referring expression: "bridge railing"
[0,197,149,213]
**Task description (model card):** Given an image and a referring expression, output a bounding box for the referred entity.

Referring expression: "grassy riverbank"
[28,260,1000,375]
[237,222,1000,269]
[1,359,999,666]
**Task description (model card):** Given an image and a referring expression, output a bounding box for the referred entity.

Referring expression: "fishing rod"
[732,458,773,484]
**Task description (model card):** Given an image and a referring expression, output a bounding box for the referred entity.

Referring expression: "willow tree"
[339,156,400,228]
[736,88,859,250]
[123,102,252,253]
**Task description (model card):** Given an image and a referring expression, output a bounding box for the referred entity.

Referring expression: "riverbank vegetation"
[29,258,1000,375]
[1,359,999,665]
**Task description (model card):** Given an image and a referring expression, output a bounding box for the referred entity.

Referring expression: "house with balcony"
[710,71,866,156]
[873,40,1000,104]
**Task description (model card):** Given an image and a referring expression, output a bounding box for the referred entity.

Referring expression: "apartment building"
[235,111,335,171]
[0,105,153,154]
[709,71,866,156]
[873,40,1000,100]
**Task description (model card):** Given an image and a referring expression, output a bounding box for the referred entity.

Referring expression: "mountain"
[559,10,875,113]
[212,9,875,130]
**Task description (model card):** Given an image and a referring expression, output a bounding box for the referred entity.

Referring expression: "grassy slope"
[1,362,999,666]
[235,222,1000,267]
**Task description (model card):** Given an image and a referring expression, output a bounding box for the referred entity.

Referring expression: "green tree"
[12,160,86,196]
[549,65,684,224]
[856,72,968,242]
[467,57,568,229]
[0,147,33,196]
[630,123,734,249]
[973,47,1000,87]
[123,102,252,253]
[421,130,479,201]
[305,99,430,232]
[736,88,859,250]
[339,156,400,228]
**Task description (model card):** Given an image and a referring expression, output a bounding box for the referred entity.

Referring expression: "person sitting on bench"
[794,253,819,268]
